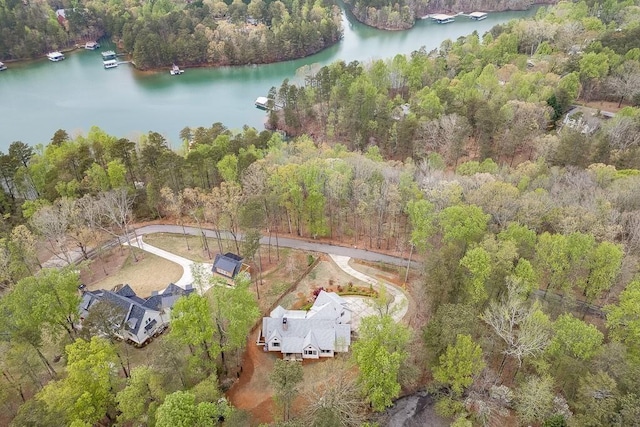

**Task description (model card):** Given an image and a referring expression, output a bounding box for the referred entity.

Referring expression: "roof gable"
[212,253,244,278]
[116,284,137,297]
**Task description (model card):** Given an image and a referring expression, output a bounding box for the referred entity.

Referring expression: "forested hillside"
[0,0,342,68]
[2,0,640,425]
[268,0,640,168]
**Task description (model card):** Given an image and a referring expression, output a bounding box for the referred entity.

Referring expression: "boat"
[469,11,488,20]
[85,41,100,50]
[170,64,184,75]
[46,51,65,62]
[430,14,455,23]
[255,96,269,109]
[0,62,6,71]
[101,50,117,61]
[103,59,118,69]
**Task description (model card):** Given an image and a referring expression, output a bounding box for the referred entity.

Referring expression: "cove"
[0,6,539,151]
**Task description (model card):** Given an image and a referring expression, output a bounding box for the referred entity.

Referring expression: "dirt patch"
[79,246,183,297]
[226,333,278,425]
[578,99,626,113]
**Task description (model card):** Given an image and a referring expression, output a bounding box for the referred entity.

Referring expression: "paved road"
[127,225,411,323]
[133,224,411,267]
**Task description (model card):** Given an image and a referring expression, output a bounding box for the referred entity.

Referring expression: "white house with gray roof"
[260,291,352,360]
[79,283,195,346]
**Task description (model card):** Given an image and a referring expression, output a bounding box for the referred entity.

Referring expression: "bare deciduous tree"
[161,187,190,251]
[30,202,71,264]
[97,188,138,261]
[605,60,640,107]
[301,359,367,427]
[481,281,552,378]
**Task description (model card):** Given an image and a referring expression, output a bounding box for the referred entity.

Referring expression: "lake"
[0,7,539,151]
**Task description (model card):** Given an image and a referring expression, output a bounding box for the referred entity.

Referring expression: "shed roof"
[212,253,244,278]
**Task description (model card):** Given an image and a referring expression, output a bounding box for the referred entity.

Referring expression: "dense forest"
[0,0,343,69]
[3,0,640,425]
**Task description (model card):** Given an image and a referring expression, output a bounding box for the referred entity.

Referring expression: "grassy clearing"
[143,232,226,263]
[84,248,183,297]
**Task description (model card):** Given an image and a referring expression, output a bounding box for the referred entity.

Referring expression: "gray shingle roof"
[262,317,351,353]
[261,291,352,355]
[116,284,137,297]
[212,253,244,278]
[144,283,195,311]
[80,282,196,343]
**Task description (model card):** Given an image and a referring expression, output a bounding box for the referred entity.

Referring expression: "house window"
[272,342,280,347]
[304,349,316,355]
[320,349,331,354]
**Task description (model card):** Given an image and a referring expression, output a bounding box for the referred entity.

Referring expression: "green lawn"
[143,232,232,263]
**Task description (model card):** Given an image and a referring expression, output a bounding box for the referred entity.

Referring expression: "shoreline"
[1,37,344,74]
[344,1,552,32]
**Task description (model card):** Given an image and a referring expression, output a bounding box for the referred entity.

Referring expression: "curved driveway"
[127,224,411,321]
[125,235,214,293]
[330,254,408,323]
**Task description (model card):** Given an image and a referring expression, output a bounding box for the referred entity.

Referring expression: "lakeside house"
[78,283,195,346]
[259,291,352,360]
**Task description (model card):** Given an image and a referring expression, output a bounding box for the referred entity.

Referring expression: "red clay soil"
[226,334,277,426]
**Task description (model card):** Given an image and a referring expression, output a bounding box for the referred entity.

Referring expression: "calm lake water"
[0,7,539,150]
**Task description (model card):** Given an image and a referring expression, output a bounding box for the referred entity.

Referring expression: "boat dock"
[255,96,283,111]
[255,96,270,109]
[101,50,117,61]
[428,13,456,23]
[104,59,118,69]
[46,51,65,62]
[170,64,184,75]
[468,11,488,20]
[423,11,488,22]
[460,12,489,21]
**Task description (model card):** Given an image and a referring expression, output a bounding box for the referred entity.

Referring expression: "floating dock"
[47,51,65,61]
[469,11,488,20]
[429,13,455,23]
[104,59,118,69]
[101,50,117,61]
[255,96,270,109]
